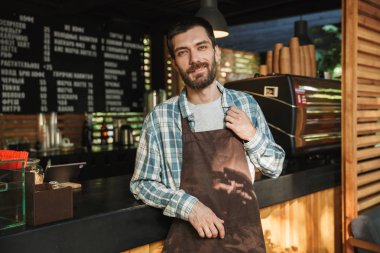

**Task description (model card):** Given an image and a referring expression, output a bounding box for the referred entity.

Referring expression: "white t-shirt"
[187,95,256,182]
[187,95,224,132]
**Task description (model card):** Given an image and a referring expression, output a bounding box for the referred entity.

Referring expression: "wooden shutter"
[342,0,380,252]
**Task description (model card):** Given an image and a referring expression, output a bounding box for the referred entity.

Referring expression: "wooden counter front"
[260,186,341,253]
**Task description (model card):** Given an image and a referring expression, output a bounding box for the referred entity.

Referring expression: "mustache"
[186,62,209,74]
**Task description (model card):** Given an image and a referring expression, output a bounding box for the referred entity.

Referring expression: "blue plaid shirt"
[130,83,285,221]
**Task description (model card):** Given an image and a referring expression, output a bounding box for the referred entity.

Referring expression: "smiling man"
[130,17,285,253]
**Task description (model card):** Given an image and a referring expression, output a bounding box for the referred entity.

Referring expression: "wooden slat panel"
[357,119,379,123]
[357,83,380,93]
[357,110,380,120]
[358,193,380,211]
[364,0,380,9]
[0,115,37,120]
[358,14,380,33]
[358,91,380,98]
[359,0,380,19]
[358,52,380,69]
[58,123,83,128]
[58,114,84,119]
[357,97,380,109]
[0,114,85,148]
[60,129,82,134]
[357,135,380,147]
[358,63,380,73]
[358,158,380,173]
[357,123,380,134]
[358,181,380,199]
[1,132,38,138]
[358,38,380,56]
[358,169,380,186]
[0,123,37,129]
[59,118,83,122]
[357,69,380,80]
[357,146,380,160]
[358,25,380,45]
[358,78,380,85]
[0,113,38,148]
[358,64,380,79]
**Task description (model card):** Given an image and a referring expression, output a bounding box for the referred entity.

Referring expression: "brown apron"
[163,117,266,253]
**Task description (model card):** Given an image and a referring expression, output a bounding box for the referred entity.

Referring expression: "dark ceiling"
[3,0,342,55]
[6,0,341,29]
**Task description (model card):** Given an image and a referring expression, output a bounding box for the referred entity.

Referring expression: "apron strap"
[180,117,192,135]
[179,101,192,135]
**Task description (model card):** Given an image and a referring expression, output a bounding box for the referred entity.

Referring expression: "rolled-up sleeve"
[130,114,198,220]
[244,98,285,178]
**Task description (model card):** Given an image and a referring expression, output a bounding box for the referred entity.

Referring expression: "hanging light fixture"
[294,19,313,45]
[195,0,229,38]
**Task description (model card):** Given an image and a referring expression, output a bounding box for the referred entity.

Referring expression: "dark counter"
[31,146,137,181]
[0,163,340,253]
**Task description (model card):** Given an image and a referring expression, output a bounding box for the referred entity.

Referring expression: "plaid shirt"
[130,83,285,221]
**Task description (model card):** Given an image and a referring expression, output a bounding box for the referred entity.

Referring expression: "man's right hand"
[188,201,225,239]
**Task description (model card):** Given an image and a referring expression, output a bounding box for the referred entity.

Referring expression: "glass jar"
[26,158,44,185]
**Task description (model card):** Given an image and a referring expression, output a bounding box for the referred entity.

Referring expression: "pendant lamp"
[294,20,313,45]
[195,0,229,38]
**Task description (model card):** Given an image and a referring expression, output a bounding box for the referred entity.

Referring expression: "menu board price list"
[101,32,145,112]
[50,23,98,113]
[0,12,148,114]
[1,14,37,113]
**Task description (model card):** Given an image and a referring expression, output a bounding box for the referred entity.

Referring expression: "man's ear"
[215,45,221,64]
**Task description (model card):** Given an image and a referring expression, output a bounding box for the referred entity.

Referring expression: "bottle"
[37,113,47,150]
[100,118,108,145]
[39,114,50,150]
[82,113,92,149]
[49,112,58,148]
[120,124,134,147]
[113,119,122,146]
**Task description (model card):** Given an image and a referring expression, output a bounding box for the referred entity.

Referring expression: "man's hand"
[189,201,225,239]
[225,106,256,142]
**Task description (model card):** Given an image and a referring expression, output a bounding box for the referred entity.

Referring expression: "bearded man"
[130,17,285,253]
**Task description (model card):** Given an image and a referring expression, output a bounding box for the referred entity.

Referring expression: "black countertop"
[30,145,138,158]
[0,163,340,253]
[30,146,138,181]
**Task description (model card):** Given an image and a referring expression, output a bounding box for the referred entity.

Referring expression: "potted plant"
[312,24,342,79]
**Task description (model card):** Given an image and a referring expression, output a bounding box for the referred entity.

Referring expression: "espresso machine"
[225,75,341,171]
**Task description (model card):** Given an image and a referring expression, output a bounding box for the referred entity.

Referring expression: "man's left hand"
[225,106,256,142]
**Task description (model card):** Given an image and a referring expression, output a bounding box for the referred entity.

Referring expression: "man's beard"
[178,58,217,90]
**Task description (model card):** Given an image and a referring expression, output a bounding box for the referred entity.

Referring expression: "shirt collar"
[179,81,234,119]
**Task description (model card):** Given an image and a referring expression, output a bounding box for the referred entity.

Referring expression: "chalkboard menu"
[0,12,149,113]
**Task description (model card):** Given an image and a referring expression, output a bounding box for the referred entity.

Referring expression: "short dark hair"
[166,17,216,59]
